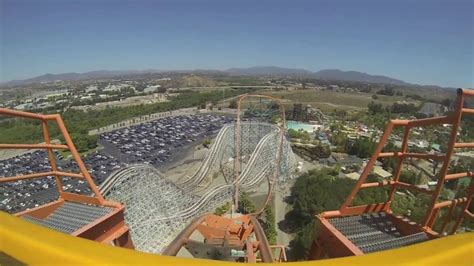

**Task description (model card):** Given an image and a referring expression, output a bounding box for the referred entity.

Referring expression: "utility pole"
[222,87,225,109]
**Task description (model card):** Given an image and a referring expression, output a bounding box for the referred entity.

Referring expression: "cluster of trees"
[291,144,331,161]
[288,128,332,160]
[460,115,474,141]
[377,87,402,96]
[446,158,473,190]
[285,167,436,260]
[405,93,424,101]
[344,137,376,158]
[329,130,377,158]
[368,101,384,115]
[239,193,278,245]
[287,129,311,141]
[286,168,388,259]
[260,206,277,245]
[390,102,418,114]
[214,202,231,216]
[228,99,238,109]
[368,101,420,116]
[380,141,398,170]
[399,170,423,185]
[70,133,98,153]
[0,88,253,153]
[238,192,257,214]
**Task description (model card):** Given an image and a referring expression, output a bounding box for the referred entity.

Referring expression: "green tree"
[214,202,231,215]
[259,206,277,245]
[228,99,238,109]
[399,170,420,185]
[368,101,384,115]
[202,138,211,148]
[239,193,256,214]
[344,137,376,158]
[286,167,388,260]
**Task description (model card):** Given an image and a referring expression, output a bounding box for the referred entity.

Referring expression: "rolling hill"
[1,66,422,87]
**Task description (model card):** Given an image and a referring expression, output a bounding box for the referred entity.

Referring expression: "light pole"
[222,87,225,109]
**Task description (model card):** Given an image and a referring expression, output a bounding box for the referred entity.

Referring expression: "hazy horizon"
[1,0,473,87]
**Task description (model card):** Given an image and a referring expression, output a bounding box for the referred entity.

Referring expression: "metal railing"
[326,88,473,235]
[0,108,118,208]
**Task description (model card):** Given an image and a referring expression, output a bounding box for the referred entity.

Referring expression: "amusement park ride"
[0,89,473,265]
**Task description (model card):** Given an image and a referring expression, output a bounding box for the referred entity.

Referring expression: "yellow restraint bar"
[1,212,473,265]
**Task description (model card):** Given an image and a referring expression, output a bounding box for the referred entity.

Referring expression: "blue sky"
[1,0,473,87]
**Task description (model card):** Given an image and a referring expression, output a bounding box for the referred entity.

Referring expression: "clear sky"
[1,0,473,87]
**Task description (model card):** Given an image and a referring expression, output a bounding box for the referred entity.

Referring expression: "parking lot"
[0,150,124,213]
[99,114,232,166]
[0,114,233,213]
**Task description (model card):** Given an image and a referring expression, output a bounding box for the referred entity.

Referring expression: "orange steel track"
[311,88,474,259]
[163,94,289,263]
[163,214,286,262]
[0,108,134,249]
[235,94,286,215]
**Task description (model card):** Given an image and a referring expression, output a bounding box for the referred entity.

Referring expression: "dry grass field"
[258,89,418,113]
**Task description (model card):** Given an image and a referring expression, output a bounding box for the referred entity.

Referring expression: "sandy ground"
[0,149,33,161]
[164,144,208,183]
[273,154,322,247]
[274,185,292,247]
[160,133,323,250]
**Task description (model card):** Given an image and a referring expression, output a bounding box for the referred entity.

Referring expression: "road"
[274,185,293,247]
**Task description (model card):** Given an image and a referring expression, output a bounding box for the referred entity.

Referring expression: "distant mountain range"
[226,66,313,76]
[1,70,158,87]
[2,66,413,87]
[226,66,409,85]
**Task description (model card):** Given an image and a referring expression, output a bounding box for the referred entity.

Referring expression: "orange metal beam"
[386,126,411,208]
[313,89,473,259]
[461,88,474,96]
[378,152,445,161]
[340,122,394,210]
[445,172,473,181]
[0,143,69,149]
[434,197,468,209]
[360,181,393,188]
[396,182,433,194]
[408,116,452,127]
[340,202,391,216]
[0,107,46,119]
[454,142,474,148]
[53,115,105,204]
[422,89,466,227]
[313,217,364,258]
[42,120,64,193]
[14,199,65,218]
[319,210,342,219]
[439,200,458,234]
[462,108,474,114]
[0,171,84,183]
[54,171,84,179]
[465,210,474,219]
[0,171,56,182]
[0,108,133,250]
[60,192,102,205]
